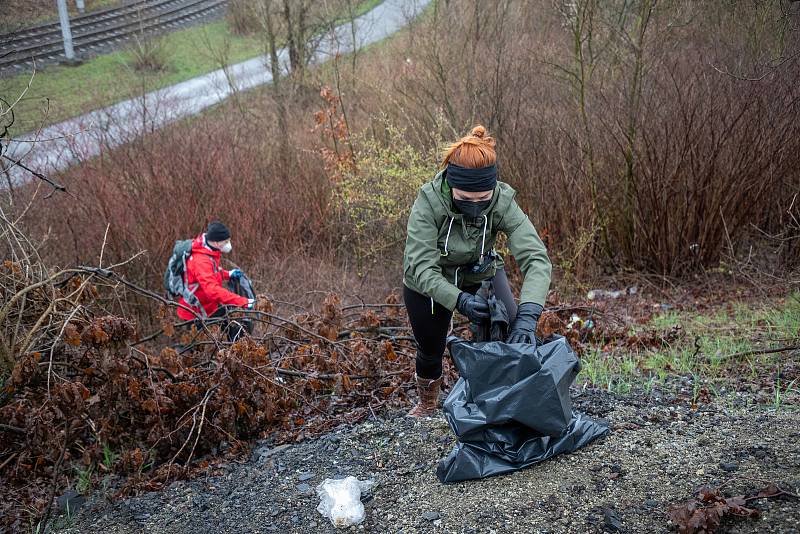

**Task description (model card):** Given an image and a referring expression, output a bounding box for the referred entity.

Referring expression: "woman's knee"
[415,337,447,359]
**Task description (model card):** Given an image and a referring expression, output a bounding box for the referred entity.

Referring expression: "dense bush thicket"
[10,0,800,314]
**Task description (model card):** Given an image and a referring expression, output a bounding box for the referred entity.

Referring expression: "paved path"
[4,0,429,186]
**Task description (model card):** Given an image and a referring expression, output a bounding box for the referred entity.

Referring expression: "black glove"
[456,292,490,323]
[506,302,543,345]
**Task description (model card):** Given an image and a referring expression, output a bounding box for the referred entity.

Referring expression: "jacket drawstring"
[434,217,456,315]
[442,217,455,256]
[479,214,488,263]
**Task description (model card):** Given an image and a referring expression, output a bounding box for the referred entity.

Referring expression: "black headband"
[446,163,497,192]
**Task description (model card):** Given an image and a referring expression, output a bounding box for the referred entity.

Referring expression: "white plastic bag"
[315,476,375,528]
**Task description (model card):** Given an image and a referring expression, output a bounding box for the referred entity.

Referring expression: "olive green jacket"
[403,170,551,311]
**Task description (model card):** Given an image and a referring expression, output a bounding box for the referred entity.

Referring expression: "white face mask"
[220,242,232,254]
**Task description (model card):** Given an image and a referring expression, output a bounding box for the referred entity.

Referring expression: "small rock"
[298,472,315,482]
[754,449,767,459]
[720,462,738,472]
[422,511,440,521]
[296,483,312,494]
[192,496,209,511]
[603,507,623,532]
[644,499,659,509]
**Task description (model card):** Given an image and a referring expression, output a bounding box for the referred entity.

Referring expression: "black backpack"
[163,239,204,313]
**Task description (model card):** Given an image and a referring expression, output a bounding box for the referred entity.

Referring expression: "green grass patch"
[577,292,800,408]
[1,19,264,135]
[649,310,681,329]
[1,0,386,135]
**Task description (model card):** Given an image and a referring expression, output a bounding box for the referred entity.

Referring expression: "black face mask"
[453,198,492,219]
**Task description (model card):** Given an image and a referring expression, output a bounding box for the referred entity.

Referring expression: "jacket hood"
[191,234,221,259]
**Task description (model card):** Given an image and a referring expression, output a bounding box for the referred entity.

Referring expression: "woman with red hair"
[403,125,552,417]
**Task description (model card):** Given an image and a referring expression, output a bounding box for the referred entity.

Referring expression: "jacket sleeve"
[194,256,249,308]
[498,198,552,307]
[404,192,462,310]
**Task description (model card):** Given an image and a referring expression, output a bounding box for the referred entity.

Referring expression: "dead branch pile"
[0,219,419,532]
[0,282,417,532]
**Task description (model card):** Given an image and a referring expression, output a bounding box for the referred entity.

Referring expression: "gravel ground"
[58,389,799,533]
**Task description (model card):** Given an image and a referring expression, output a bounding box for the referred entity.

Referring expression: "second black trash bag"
[437,336,609,483]
[227,273,257,336]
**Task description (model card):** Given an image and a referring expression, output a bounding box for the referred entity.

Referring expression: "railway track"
[0,0,229,72]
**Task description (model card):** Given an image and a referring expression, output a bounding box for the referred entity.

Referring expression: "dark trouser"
[403,268,518,379]
[201,306,248,343]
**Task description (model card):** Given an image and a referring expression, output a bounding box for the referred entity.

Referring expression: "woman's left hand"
[506,302,543,345]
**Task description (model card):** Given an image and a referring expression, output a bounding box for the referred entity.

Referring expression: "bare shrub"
[326,113,440,274]
[12,0,800,303]
[366,0,800,276]
[226,0,261,35]
[128,34,170,73]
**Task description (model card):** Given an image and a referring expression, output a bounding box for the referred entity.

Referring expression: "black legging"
[403,268,518,379]
[192,306,248,343]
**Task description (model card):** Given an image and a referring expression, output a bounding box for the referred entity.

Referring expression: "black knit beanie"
[206,221,231,242]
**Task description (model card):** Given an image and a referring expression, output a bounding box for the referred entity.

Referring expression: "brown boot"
[407,375,442,417]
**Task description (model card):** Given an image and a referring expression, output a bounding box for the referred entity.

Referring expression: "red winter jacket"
[176,234,249,320]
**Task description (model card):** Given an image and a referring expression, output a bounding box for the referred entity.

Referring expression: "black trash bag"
[471,280,510,343]
[436,336,609,483]
[445,337,579,438]
[226,273,256,336]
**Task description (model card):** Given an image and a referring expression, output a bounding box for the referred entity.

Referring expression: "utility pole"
[76,0,85,14]
[57,0,76,61]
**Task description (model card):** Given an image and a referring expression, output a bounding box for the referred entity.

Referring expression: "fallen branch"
[133,319,194,346]
[253,311,339,346]
[36,421,72,534]
[276,368,406,380]
[167,385,218,467]
[722,344,800,360]
[1,154,66,198]
[340,303,405,311]
[129,353,177,380]
[0,452,16,471]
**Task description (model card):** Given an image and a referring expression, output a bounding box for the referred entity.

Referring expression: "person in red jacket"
[177,221,254,339]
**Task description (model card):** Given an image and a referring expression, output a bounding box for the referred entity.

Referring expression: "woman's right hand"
[456,292,490,323]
